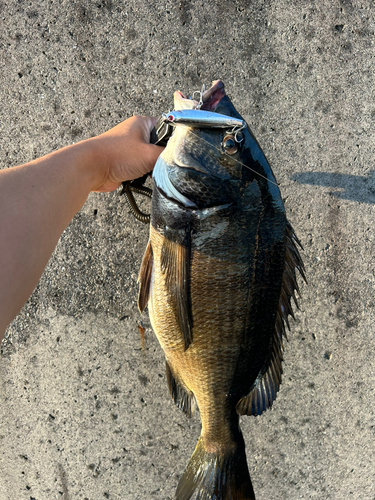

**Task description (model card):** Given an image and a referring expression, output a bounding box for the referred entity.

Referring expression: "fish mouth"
[174,80,226,111]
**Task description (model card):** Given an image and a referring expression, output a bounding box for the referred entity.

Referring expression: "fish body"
[138,81,305,500]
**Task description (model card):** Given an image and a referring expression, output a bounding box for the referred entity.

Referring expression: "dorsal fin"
[278,221,306,333]
[236,220,306,416]
[236,340,283,416]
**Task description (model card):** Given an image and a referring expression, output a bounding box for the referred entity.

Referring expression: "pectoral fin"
[237,221,306,416]
[160,229,193,350]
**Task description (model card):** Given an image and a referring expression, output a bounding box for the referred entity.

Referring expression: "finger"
[136,115,164,145]
[143,143,164,170]
[150,116,159,128]
[141,116,159,144]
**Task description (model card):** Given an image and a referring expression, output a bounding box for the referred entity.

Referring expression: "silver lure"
[163,110,246,130]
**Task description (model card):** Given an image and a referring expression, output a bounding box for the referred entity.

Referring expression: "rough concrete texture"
[0,1,374,499]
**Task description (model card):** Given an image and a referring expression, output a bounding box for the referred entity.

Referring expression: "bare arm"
[0,116,162,341]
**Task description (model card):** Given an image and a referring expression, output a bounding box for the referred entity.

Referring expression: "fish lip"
[174,80,226,111]
[201,80,226,111]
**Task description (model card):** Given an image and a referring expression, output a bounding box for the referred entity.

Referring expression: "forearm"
[0,139,104,339]
[0,115,161,342]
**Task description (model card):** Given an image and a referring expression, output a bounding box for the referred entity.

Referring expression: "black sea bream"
[138,80,305,500]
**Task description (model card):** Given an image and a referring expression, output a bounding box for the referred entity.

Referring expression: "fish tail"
[176,432,255,500]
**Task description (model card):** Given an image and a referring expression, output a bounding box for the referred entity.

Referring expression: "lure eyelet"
[222,134,238,155]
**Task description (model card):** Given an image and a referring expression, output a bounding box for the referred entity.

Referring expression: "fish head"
[153,80,280,210]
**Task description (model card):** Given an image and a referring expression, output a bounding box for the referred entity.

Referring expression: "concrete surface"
[1,1,374,499]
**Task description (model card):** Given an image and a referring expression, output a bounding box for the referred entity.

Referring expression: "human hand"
[90,115,164,193]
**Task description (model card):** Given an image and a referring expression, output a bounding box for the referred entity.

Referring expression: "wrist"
[68,136,110,193]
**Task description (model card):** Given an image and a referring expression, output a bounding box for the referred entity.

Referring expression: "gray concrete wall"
[1,1,374,499]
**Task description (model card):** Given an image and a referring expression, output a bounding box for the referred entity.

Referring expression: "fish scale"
[138,80,305,500]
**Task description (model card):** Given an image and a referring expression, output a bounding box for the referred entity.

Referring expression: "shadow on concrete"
[291,171,375,204]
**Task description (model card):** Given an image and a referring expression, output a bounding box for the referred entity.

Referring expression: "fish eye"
[222,135,238,155]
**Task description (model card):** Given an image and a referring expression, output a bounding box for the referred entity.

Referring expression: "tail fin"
[176,434,255,500]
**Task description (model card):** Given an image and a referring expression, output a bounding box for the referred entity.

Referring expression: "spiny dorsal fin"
[166,361,195,417]
[138,240,153,313]
[160,231,192,350]
[278,221,306,333]
[236,221,306,416]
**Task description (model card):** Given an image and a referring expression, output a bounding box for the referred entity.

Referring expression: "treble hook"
[192,84,206,110]
[226,123,247,143]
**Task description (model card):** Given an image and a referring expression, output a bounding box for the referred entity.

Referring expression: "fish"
[138,80,305,500]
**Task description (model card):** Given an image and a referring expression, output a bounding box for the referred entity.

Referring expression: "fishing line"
[173,123,280,188]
